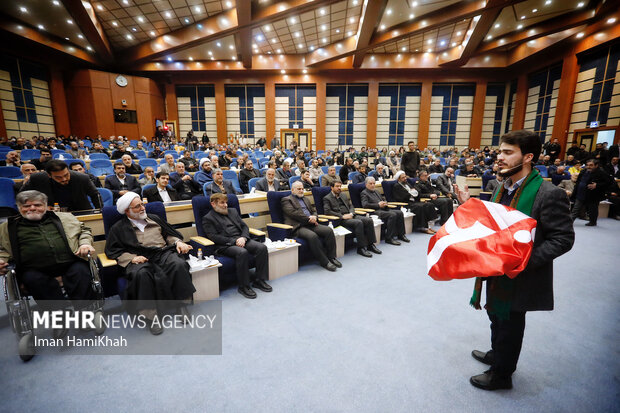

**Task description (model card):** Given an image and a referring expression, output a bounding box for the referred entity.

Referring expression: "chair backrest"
[222,169,241,192]
[348,171,359,182]
[192,194,241,237]
[97,187,114,207]
[248,177,260,192]
[266,190,292,224]
[89,159,114,176]
[335,165,342,174]
[142,184,156,196]
[551,172,571,186]
[139,158,158,169]
[83,140,92,148]
[89,153,110,160]
[194,151,206,160]
[0,166,23,179]
[101,142,112,148]
[406,177,418,187]
[311,186,331,215]
[289,175,301,188]
[20,149,40,161]
[347,182,366,208]
[321,166,329,174]
[429,173,441,182]
[481,173,496,192]
[53,152,73,159]
[132,150,146,158]
[454,168,461,176]
[381,180,397,202]
[368,170,377,178]
[535,164,548,178]
[0,177,16,208]
[65,159,86,169]
[164,150,179,159]
[102,202,167,235]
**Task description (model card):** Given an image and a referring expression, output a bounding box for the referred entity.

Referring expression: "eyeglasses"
[130,203,145,210]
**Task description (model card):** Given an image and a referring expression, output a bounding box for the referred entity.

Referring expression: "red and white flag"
[427,198,537,281]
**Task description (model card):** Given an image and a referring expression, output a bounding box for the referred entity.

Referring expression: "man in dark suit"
[30,147,52,171]
[604,156,619,179]
[281,181,340,271]
[21,160,102,211]
[414,170,453,226]
[323,181,381,257]
[239,159,261,193]
[69,162,101,188]
[255,168,281,192]
[435,168,457,201]
[143,172,179,203]
[202,193,271,299]
[455,130,574,391]
[570,158,611,226]
[276,161,294,190]
[361,177,409,245]
[104,162,141,203]
[121,154,142,175]
[204,168,241,196]
[169,162,202,200]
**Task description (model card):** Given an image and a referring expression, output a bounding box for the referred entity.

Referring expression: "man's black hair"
[45,160,69,173]
[499,130,542,161]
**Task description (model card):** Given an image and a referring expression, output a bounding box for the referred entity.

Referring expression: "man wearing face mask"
[22,160,102,211]
[0,191,97,318]
[454,130,574,391]
[104,192,196,335]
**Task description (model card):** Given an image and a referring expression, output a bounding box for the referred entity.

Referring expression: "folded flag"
[427,198,536,281]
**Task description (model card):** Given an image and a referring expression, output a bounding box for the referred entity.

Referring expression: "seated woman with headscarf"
[391,171,438,235]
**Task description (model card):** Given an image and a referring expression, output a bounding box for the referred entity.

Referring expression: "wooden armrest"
[249,228,266,236]
[388,202,408,206]
[357,208,375,213]
[190,236,214,246]
[267,223,294,229]
[97,253,117,267]
[318,218,328,223]
[318,214,340,220]
[387,204,397,208]
[420,198,431,202]
[479,191,492,195]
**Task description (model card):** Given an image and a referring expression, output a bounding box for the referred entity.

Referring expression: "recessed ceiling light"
[37,24,44,30]
[86,46,93,51]
[276,48,281,53]
[456,31,462,36]
[184,18,190,23]
[309,45,315,51]
[78,34,84,39]
[349,17,355,23]
[216,42,221,47]
[256,35,263,41]
[494,23,500,28]
[232,56,236,60]
[321,25,327,31]
[123,0,129,5]
[486,35,492,40]
[412,1,418,6]
[451,42,457,47]
[322,38,327,43]
[532,8,538,13]
[427,39,433,44]
[473,15,480,22]
[194,6,201,13]
[302,69,307,73]
[20,6,27,13]
[208,51,212,55]
[577,1,584,7]
[380,24,385,30]
[517,24,523,29]
[97,4,103,10]
[150,31,156,36]
[112,21,118,27]
[65,37,69,40]
[126,34,133,40]
[427,48,432,53]
[336,29,340,33]
[165,11,172,18]
[290,17,296,24]
[281,69,286,74]
[271,38,276,43]
[440,40,446,46]
[211,56,215,60]
[607,17,617,24]
[576,32,584,38]
[137,16,144,23]
[347,31,353,36]
[167,57,172,62]
[520,15,526,19]
[264,26,270,32]
[386,9,392,15]
[320,9,326,15]
[226,1,232,8]
[545,0,552,4]
[295,32,301,37]
[409,13,415,19]
[229,45,234,50]
[52,1,60,5]
[131,27,137,32]
[298,44,304,48]
[401,46,406,51]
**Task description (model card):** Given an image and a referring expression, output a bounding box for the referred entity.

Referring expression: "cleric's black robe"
[392,182,438,228]
[105,214,195,314]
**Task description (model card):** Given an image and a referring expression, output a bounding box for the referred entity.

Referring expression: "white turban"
[394,171,406,180]
[199,157,210,168]
[117,192,141,214]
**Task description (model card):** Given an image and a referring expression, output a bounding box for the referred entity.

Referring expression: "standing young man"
[455,130,574,390]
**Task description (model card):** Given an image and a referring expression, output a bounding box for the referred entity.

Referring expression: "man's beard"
[497,162,523,178]
[213,205,228,215]
[23,211,45,221]
[128,210,147,220]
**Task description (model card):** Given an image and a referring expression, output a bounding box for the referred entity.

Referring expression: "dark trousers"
[340,216,376,247]
[374,209,405,239]
[571,198,599,224]
[488,310,526,377]
[21,260,95,310]
[218,239,268,286]
[430,198,453,225]
[296,224,336,266]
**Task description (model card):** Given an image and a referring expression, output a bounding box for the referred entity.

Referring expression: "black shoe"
[357,247,372,257]
[585,222,597,226]
[386,238,401,246]
[471,349,494,366]
[368,244,382,254]
[398,235,410,243]
[330,258,342,268]
[252,279,273,292]
[148,317,164,335]
[470,370,512,390]
[322,262,337,272]
[238,285,257,299]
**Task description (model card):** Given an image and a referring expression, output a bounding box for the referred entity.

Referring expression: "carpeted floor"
[0,218,618,413]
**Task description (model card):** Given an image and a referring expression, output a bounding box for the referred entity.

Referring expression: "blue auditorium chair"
[0,177,17,208]
[222,169,241,193]
[131,150,147,159]
[0,166,23,179]
[19,149,40,161]
[89,159,114,176]
[65,159,86,169]
[97,187,114,207]
[535,165,548,178]
[139,158,158,169]
[265,191,314,263]
[248,177,260,192]
[89,153,110,160]
[288,175,301,189]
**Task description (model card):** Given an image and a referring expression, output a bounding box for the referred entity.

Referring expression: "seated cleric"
[0,191,98,336]
[104,192,196,335]
[202,193,272,299]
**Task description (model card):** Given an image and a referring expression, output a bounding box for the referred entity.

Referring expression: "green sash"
[469,168,543,320]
